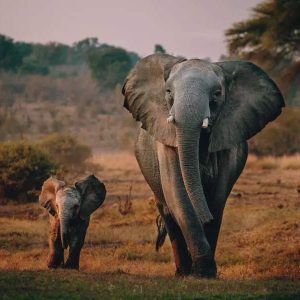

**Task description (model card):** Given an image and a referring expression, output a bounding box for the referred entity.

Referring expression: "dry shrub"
[118,185,133,216]
[256,158,279,170]
[247,154,300,170]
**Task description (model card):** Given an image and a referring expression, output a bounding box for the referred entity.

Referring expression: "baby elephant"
[39,174,106,269]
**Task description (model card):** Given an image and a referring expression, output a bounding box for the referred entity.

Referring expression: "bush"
[250,108,300,156]
[0,141,57,202]
[88,45,135,90]
[19,59,49,75]
[37,134,92,170]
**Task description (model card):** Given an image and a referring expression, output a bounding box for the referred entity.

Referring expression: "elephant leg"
[47,215,64,268]
[157,143,216,278]
[203,209,224,256]
[157,202,192,276]
[204,143,248,256]
[64,222,88,270]
[135,131,192,275]
[65,247,81,269]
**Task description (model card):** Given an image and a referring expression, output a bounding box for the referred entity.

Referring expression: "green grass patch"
[0,271,299,299]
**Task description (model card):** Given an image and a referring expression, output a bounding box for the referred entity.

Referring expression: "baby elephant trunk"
[59,214,70,249]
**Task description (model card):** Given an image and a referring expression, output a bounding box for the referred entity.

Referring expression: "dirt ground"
[0,152,299,298]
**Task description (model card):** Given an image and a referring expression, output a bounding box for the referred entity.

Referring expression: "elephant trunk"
[176,128,213,224]
[173,84,214,224]
[59,212,70,249]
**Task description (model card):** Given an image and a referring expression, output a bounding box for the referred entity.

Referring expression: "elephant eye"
[165,89,174,106]
[213,90,222,99]
[166,88,174,97]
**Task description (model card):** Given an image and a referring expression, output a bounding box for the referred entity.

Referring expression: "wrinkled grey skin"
[123,54,284,277]
[39,175,106,269]
[136,130,247,277]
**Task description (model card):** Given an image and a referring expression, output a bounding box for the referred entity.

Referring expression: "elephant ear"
[122,53,186,147]
[209,61,285,152]
[39,177,65,216]
[75,175,106,220]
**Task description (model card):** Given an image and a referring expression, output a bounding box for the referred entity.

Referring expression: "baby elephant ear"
[39,177,65,216]
[75,175,106,220]
[209,61,285,152]
[122,53,186,147]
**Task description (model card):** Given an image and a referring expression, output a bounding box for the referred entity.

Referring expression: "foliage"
[88,45,137,90]
[225,0,300,105]
[19,58,49,75]
[71,37,100,64]
[37,134,92,170]
[31,42,70,66]
[0,35,32,71]
[154,44,166,54]
[0,141,57,202]
[226,0,300,60]
[0,33,139,85]
[249,108,300,156]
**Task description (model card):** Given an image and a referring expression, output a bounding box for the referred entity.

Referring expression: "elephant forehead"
[180,59,213,72]
[56,188,80,204]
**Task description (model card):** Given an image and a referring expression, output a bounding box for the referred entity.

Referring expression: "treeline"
[0,35,140,90]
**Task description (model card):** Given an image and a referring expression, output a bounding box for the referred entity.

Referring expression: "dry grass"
[247,154,300,170]
[0,152,299,298]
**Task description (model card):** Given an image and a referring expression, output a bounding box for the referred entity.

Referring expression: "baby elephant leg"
[47,216,64,268]
[64,221,89,270]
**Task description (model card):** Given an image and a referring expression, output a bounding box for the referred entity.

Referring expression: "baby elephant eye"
[165,89,174,106]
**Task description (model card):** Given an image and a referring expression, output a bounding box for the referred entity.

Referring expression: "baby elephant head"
[39,174,106,249]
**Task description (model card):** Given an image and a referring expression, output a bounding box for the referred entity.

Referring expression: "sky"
[0,0,261,61]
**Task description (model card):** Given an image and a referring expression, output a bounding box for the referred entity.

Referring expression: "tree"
[70,37,100,64]
[225,0,300,105]
[154,44,166,54]
[0,35,30,71]
[19,58,49,75]
[88,45,137,90]
[31,42,69,66]
[226,0,300,61]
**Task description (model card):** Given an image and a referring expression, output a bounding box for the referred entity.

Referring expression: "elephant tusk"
[202,118,209,128]
[167,115,175,123]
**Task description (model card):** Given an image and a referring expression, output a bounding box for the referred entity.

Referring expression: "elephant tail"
[155,214,167,251]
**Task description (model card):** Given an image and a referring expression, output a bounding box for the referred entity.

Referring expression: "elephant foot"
[63,264,79,270]
[47,253,64,269]
[64,259,79,270]
[175,267,191,277]
[191,256,217,279]
[174,261,192,277]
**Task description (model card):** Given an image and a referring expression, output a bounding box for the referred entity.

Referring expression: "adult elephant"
[122,54,284,278]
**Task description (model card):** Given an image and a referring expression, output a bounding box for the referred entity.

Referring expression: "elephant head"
[122,54,284,225]
[39,175,106,249]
